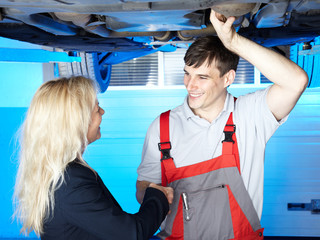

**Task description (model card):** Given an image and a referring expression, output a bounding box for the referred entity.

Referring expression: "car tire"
[58,52,112,93]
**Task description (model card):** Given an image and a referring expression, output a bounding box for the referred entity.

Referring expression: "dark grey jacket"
[42,160,169,240]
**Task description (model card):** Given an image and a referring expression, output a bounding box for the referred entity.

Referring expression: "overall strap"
[222,98,240,173]
[159,110,172,186]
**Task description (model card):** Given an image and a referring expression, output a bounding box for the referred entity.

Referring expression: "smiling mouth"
[189,92,203,98]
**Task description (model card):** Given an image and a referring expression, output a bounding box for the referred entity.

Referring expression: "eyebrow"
[184,69,210,78]
[198,74,210,78]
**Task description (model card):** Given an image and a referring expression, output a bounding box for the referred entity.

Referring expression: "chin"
[96,133,101,140]
[188,99,202,110]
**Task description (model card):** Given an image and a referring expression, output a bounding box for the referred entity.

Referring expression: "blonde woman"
[13,76,173,240]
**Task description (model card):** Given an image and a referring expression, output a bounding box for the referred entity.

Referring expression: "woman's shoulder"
[63,160,98,187]
[66,159,94,173]
[54,160,100,201]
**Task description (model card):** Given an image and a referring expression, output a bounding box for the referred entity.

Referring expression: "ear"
[223,69,235,88]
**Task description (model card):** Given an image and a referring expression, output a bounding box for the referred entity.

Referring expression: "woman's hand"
[210,9,238,50]
[149,183,174,205]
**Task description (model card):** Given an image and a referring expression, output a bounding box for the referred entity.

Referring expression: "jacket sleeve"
[57,163,169,240]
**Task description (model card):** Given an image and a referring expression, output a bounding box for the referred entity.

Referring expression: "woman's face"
[87,101,105,144]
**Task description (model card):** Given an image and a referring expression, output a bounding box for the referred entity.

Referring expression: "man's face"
[183,60,230,117]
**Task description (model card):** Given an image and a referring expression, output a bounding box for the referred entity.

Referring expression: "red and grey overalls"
[157,109,264,240]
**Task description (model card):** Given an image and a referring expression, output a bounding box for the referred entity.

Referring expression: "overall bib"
[157,110,264,240]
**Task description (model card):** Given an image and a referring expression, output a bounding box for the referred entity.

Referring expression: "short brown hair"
[184,36,239,77]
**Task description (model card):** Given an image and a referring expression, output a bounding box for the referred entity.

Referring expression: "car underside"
[0,0,319,92]
[0,0,319,52]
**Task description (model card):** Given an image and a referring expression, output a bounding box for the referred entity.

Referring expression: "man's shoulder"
[149,102,185,126]
[234,87,269,102]
[233,88,269,111]
[158,101,185,115]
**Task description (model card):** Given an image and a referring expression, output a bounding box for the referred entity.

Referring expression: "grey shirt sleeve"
[137,116,162,183]
[235,86,288,148]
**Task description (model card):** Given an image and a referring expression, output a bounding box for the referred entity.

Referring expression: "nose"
[100,107,105,115]
[185,76,197,91]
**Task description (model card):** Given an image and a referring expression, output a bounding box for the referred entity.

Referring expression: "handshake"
[149,183,174,206]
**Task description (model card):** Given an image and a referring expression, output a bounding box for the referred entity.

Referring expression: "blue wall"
[0,38,43,238]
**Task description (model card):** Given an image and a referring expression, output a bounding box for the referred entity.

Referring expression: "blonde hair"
[13,76,97,236]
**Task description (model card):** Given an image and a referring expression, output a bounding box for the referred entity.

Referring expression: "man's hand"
[210,9,238,50]
[149,183,174,205]
[136,180,173,211]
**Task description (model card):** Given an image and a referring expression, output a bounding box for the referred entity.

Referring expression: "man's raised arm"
[210,9,308,121]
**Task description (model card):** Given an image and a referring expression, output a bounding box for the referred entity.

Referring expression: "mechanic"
[136,10,308,239]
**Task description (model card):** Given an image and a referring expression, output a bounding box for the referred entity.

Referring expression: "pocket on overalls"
[182,184,234,240]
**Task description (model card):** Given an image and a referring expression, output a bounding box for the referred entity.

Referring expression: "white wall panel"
[262,89,320,236]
